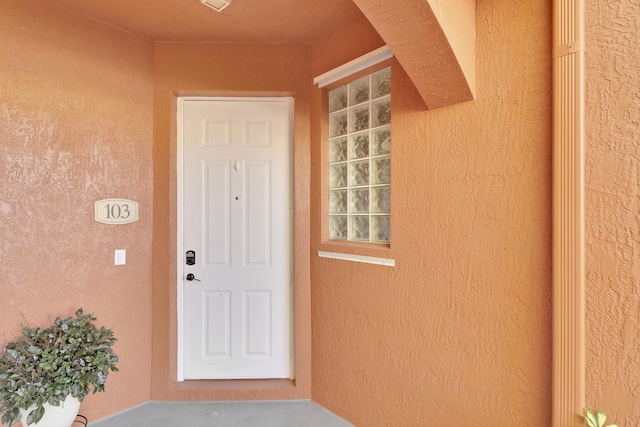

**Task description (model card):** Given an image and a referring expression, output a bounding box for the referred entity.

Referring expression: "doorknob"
[186,273,200,282]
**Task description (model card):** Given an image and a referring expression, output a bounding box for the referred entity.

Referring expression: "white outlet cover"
[114,249,126,265]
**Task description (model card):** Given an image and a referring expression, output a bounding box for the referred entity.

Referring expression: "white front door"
[178,97,292,379]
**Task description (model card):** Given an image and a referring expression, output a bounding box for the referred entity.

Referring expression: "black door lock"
[186,250,196,265]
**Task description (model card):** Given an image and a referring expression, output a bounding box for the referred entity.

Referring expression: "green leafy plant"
[0,309,118,426]
[584,408,618,427]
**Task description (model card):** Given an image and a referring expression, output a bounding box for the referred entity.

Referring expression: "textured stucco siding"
[310,1,553,425]
[0,0,154,422]
[585,0,640,424]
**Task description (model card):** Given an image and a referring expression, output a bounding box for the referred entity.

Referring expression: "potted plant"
[0,309,118,426]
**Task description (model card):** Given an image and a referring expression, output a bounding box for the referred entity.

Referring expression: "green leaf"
[596,411,607,426]
[584,408,598,427]
[2,407,20,427]
[26,405,45,425]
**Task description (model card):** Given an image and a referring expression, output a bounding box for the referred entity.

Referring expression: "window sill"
[317,250,395,267]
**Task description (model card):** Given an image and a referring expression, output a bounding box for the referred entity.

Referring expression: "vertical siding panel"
[553,0,585,425]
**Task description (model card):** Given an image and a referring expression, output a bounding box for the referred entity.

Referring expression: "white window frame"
[314,47,396,265]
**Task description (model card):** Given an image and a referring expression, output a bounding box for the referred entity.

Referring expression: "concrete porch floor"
[89,401,353,427]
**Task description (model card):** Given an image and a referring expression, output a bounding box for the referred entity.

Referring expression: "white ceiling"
[42,0,365,43]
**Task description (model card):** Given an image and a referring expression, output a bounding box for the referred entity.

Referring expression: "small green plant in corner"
[0,309,118,426]
[584,408,618,427]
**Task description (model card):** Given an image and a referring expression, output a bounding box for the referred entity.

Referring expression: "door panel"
[245,161,271,266]
[204,161,231,266]
[244,291,271,357]
[180,98,292,380]
[204,291,231,358]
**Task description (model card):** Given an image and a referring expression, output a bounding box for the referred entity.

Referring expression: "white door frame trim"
[176,96,295,381]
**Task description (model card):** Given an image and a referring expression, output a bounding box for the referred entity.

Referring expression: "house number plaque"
[95,198,139,225]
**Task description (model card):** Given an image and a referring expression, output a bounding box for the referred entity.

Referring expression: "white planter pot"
[19,395,81,427]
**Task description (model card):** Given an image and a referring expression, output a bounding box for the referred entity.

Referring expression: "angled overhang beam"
[351,0,475,110]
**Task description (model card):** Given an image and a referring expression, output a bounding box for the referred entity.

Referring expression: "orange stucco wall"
[585,0,640,423]
[0,0,154,424]
[310,2,553,425]
[5,0,639,424]
[150,42,312,401]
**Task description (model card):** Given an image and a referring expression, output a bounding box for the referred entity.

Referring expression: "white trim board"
[313,46,393,88]
[317,251,395,267]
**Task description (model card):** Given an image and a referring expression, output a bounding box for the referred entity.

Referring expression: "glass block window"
[328,67,391,243]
